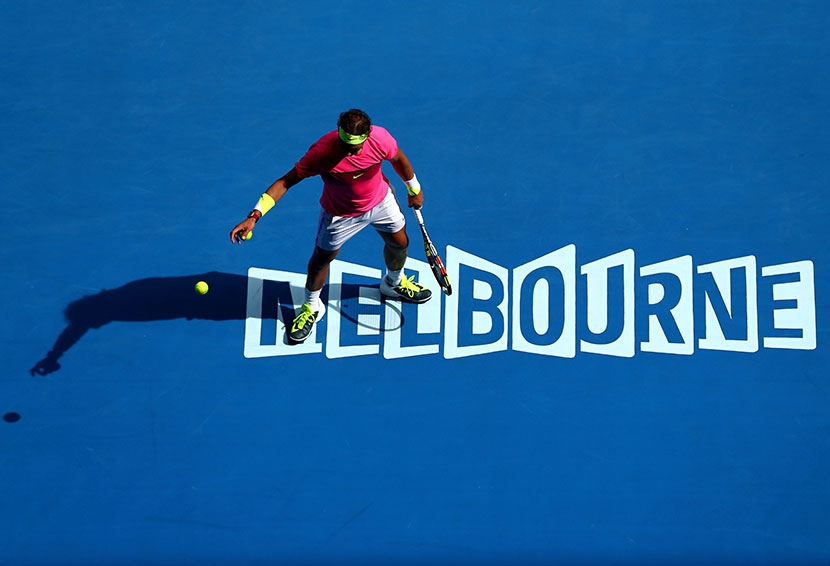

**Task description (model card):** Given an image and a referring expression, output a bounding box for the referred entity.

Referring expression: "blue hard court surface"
[1,2,829,564]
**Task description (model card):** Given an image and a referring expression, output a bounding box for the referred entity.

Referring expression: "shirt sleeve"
[372,126,399,161]
[294,132,339,179]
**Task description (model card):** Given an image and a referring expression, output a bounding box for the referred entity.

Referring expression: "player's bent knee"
[385,240,408,252]
[380,229,409,250]
[308,247,339,271]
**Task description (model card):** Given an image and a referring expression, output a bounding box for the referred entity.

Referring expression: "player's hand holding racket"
[407,190,424,210]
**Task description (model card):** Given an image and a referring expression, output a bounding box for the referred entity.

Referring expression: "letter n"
[697,256,758,353]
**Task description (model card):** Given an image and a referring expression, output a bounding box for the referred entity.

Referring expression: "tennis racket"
[412,207,452,295]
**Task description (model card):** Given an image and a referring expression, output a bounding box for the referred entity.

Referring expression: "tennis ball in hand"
[244,231,253,240]
[195,281,209,295]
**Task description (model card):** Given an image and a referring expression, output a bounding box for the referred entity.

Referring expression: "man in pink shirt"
[230,109,432,343]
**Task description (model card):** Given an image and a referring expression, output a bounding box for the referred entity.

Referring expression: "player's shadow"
[30,271,403,376]
[29,271,252,376]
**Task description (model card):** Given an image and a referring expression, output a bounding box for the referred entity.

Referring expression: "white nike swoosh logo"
[352,173,364,179]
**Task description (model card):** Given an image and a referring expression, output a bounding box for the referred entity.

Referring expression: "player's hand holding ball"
[230,217,256,244]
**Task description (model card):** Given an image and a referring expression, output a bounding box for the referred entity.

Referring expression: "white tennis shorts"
[315,186,406,251]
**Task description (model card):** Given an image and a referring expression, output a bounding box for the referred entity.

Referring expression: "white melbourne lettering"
[242,245,818,360]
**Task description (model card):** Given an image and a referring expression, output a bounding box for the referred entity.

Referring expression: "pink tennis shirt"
[294,126,399,217]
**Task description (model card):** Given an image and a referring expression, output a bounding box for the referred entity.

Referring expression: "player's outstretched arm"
[230,168,302,243]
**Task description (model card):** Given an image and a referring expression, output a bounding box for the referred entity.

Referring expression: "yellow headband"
[338,127,369,145]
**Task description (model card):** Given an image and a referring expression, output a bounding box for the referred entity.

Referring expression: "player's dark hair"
[338,108,372,136]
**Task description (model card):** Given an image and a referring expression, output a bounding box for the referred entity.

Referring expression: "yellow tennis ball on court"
[195,281,209,295]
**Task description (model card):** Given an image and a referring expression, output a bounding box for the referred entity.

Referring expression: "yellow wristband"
[256,193,276,216]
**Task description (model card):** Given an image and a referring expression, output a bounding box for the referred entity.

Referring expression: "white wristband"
[404,174,421,196]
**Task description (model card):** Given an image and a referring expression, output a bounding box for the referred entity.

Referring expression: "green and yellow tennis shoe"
[380,275,432,304]
[289,302,325,343]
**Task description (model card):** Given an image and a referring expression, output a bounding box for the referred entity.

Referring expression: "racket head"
[413,206,452,295]
[424,240,452,295]
[432,259,452,295]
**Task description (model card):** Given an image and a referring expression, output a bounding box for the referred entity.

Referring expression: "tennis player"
[230,108,432,343]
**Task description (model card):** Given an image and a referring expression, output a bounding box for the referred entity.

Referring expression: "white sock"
[385,268,404,286]
[305,287,321,310]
